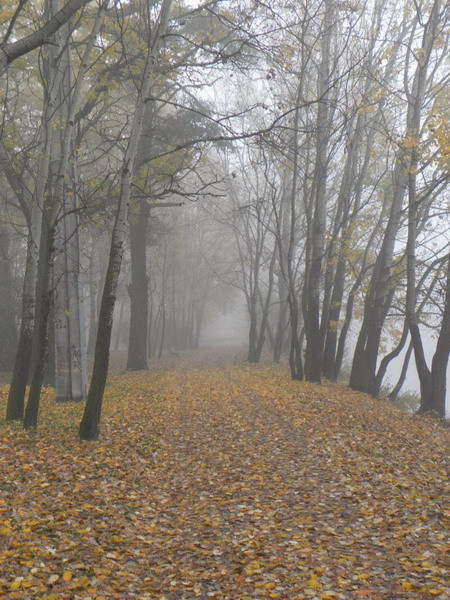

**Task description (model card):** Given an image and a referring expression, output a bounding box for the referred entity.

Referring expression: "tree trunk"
[428,256,450,417]
[127,199,150,370]
[23,219,55,429]
[0,225,18,371]
[303,0,334,383]
[388,341,413,402]
[113,298,126,352]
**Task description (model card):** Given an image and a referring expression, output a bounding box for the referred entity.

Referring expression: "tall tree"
[23,0,106,428]
[79,0,174,440]
[350,0,449,397]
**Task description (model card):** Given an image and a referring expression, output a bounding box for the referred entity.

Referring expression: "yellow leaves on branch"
[429,91,450,170]
[357,89,384,114]
[0,8,16,25]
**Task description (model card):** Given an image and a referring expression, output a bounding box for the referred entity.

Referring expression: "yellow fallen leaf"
[429,591,444,596]
[62,571,73,582]
[401,582,413,591]
[307,574,322,590]
[358,573,371,580]
[10,581,21,591]
[0,527,12,535]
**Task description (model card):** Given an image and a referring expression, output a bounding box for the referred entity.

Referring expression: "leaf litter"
[0,350,449,599]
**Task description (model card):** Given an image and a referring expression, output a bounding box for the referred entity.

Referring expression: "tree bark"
[127,200,150,370]
[0,224,18,372]
[303,0,334,383]
[429,262,450,416]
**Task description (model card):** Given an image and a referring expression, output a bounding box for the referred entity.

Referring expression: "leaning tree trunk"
[79,0,173,441]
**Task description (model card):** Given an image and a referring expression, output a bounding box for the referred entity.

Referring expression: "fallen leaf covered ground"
[0,349,449,599]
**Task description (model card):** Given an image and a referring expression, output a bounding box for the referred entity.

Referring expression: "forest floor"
[0,348,449,600]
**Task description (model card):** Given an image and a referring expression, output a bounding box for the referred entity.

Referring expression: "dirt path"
[0,355,449,599]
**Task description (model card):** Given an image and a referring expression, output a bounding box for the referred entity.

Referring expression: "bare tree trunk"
[23,211,55,429]
[0,223,18,371]
[388,341,413,402]
[158,301,166,359]
[53,2,105,402]
[113,298,126,353]
[127,200,150,370]
[87,239,100,355]
[374,323,409,398]
[429,257,450,416]
[273,272,287,363]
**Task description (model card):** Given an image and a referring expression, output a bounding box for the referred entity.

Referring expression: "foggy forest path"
[1,349,450,599]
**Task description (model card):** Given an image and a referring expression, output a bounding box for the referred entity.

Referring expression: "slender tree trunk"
[158,301,166,359]
[6,246,34,420]
[388,341,413,402]
[288,291,304,380]
[113,298,126,353]
[429,262,450,416]
[147,293,154,357]
[273,273,287,363]
[374,323,409,397]
[23,217,55,429]
[127,199,150,370]
[254,250,276,362]
[0,225,18,371]
[87,240,99,355]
